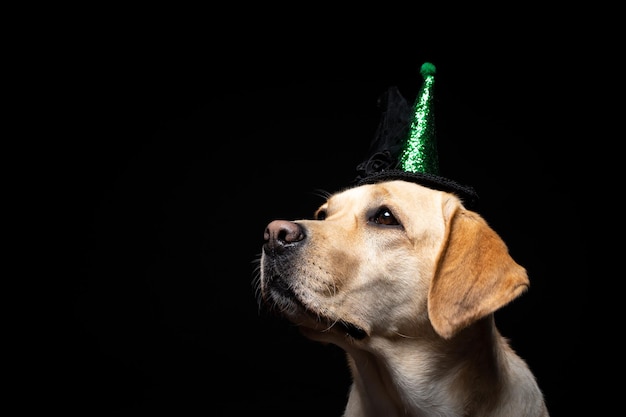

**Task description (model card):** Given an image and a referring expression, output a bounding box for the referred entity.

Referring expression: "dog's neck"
[340,315,509,417]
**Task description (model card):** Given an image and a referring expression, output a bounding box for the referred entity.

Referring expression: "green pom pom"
[420,62,436,78]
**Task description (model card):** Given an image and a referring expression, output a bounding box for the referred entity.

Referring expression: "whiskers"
[393,330,418,339]
[310,188,332,201]
[250,253,264,311]
[312,309,341,333]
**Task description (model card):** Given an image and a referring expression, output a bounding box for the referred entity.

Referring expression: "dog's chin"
[265,282,368,341]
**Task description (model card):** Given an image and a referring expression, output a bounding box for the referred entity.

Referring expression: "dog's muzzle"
[260,220,367,340]
[261,220,305,297]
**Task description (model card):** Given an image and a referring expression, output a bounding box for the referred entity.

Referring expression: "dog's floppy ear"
[428,201,529,339]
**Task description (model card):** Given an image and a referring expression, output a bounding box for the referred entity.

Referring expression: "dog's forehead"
[322,183,386,211]
[323,181,446,211]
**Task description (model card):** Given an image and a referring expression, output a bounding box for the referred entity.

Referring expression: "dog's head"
[257,180,528,344]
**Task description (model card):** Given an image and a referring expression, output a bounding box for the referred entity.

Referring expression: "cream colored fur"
[258,180,549,417]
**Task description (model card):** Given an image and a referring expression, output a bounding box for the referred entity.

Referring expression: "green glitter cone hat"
[354,62,479,208]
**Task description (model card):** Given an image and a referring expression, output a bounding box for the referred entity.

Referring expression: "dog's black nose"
[264,220,305,251]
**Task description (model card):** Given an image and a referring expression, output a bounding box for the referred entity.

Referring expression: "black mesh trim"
[355,170,479,209]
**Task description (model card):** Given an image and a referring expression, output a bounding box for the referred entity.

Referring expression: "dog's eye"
[316,209,327,221]
[371,207,399,226]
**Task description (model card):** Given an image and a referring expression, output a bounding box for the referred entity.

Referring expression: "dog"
[256,179,549,417]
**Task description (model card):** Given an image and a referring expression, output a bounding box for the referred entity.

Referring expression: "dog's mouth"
[267,275,368,341]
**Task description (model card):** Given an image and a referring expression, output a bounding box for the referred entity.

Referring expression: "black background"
[53,19,603,417]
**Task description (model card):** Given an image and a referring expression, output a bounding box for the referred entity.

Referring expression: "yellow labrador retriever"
[258,180,549,417]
